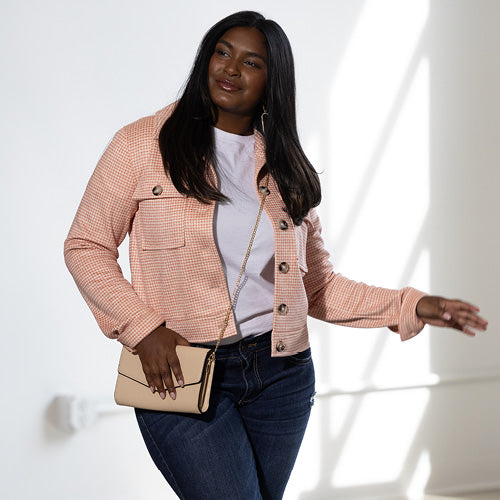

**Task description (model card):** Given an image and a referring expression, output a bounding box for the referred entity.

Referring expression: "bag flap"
[117,345,212,389]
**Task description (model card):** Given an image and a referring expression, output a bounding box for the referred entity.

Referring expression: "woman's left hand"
[416,296,488,336]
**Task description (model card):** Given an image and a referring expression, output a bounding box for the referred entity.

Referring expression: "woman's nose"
[223,59,240,77]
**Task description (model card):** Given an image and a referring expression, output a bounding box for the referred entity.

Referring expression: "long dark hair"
[159,11,321,224]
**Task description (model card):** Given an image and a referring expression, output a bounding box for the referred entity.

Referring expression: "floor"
[461,493,500,500]
[424,492,500,500]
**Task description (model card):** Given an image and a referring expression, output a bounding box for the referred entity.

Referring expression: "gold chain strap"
[209,174,270,359]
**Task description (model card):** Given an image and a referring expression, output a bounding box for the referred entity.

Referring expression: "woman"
[64,11,487,500]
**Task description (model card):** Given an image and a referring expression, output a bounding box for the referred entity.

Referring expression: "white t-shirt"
[212,126,275,342]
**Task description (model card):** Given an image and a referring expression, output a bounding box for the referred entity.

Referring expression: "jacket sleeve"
[64,127,164,348]
[302,209,426,340]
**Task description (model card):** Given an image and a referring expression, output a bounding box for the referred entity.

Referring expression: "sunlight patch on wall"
[327,0,430,287]
[406,449,431,499]
[327,0,429,177]
[320,0,431,391]
[330,389,430,487]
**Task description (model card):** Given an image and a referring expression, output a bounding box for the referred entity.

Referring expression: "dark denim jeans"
[135,332,315,500]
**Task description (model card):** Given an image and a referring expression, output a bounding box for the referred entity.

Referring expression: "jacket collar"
[152,102,177,140]
[254,130,267,185]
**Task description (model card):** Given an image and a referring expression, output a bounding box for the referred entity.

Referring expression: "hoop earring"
[261,105,268,134]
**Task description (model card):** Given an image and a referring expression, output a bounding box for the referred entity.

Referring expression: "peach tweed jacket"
[64,103,426,357]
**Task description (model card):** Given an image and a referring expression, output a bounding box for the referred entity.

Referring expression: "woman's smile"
[216,78,242,92]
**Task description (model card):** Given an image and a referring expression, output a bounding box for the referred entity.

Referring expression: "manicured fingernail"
[150,386,155,394]
[178,379,184,388]
[159,392,166,400]
[169,391,176,400]
[443,312,452,320]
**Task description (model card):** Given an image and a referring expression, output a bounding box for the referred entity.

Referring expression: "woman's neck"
[214,112,254,136]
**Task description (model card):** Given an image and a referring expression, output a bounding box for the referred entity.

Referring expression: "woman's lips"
[216,79,241,91]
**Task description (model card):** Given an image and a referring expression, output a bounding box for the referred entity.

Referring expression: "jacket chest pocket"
[137,196,186,250]
[294,224,309,277]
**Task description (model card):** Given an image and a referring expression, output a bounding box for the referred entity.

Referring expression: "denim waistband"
[192,330,272,357]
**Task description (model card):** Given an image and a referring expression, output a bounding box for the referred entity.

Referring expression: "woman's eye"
[216,49,228,57]
[245,60,259,68]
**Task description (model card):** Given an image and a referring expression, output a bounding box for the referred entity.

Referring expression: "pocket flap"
[133,179,185,201]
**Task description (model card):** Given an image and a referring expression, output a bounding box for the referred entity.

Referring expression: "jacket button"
[278,262,289,274]
[276,341,286,352]
[152,185,163,196]
[279,220,288,230]
[259,186,270,195]
[277,303,288,315]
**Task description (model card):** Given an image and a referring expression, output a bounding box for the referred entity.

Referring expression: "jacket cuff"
[398,288,428,341]
[117,312,165,348]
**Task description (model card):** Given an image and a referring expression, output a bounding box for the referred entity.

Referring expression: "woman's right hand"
[134,325,191,400]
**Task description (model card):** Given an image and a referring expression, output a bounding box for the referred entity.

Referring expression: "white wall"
[1,1,498,499]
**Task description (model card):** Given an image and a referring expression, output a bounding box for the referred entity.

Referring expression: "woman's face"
[207,27,267,126]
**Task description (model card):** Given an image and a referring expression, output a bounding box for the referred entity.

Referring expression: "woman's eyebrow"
[217,39,267,63]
